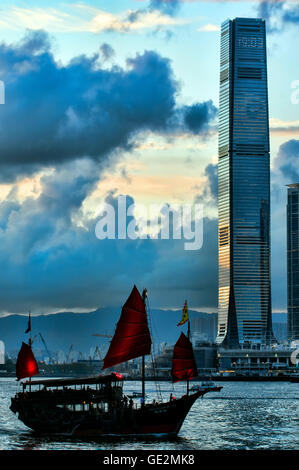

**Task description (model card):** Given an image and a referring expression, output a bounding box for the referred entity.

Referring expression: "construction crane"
[38,333,61,373]
[93,346,102,360]
[66,344,73,363]
[39,333,53,364]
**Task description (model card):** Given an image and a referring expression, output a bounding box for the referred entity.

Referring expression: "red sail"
[102,285,152,369]
[16,342,39,381]
[171,333,198,383]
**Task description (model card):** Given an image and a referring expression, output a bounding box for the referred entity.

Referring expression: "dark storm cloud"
[145,216,218,308]
[283,6,299,23]
[126,0,181,40]
[0,32,177,168]
[0,30,216,182]
[258,1,282,21]
[270,138,299,311]
[128,0,181,21]
[182,101,218,135]
[257,1,299,32]
[0,178,218,313]
[0,28,219,313]
[274,139,299,182]
[149,0,181,16]
[204,163,218,201]
[194,162,218,209]
[0,160,99,262]
[99,43,115,61]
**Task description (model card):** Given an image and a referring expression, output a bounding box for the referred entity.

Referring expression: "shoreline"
[1,372,297,382]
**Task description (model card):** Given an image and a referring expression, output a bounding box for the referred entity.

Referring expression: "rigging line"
[148,308,162,348]
[146,297,163,401]
[150,350,163,401]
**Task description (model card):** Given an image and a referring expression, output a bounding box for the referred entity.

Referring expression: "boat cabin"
[17,373,125,413]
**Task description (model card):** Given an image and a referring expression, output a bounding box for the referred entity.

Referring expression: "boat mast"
[28,312,32,392]
[141,356,145,403]
[187,320,190,396]
[141,289,148,405]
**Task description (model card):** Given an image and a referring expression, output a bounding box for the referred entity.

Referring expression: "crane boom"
[66,344,73,363]
[39,333,52,364]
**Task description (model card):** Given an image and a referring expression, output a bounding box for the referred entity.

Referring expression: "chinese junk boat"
[11,286,211,437]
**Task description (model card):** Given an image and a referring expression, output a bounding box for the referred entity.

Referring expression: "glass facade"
[216,18,274,347]
[287,184,299,342]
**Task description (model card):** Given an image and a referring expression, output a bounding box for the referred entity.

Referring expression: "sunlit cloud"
[197,23,220,32]
[270,117,299,136]
[135,135,209,151]
[0,172,45,203]
[0,7,78,32]
[0,4,187,33]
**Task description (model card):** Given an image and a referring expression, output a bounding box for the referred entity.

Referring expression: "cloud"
[269,137,299,311]
[100,43,115,61]
[117,0,186,39]
[274,139,299,182]
[148,0,182,16]
[0,4,185,34]
[88,9,184,33]
[182,101,217,135]
[204,163,218,201]
[0,30,216,182]
[0,173,218,313]
[0,6,76,32]
[257,1,299,33]
[197,24,220,32]
[270,118,299,136]
[0,29,220,313]
[194,162,218,218]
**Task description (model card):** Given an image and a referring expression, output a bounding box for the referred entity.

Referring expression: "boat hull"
[11,391,206,437]
[191,386,222,393]
[207,386,222,392]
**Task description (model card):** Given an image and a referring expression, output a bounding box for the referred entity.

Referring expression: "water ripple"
[0,378,298,450]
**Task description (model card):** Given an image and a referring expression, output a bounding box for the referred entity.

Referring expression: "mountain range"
[0,308,216,357]
[0,309,287,358]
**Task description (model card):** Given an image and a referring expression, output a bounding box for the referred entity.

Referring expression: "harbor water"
[0,378,298,450]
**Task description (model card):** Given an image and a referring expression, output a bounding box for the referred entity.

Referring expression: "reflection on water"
[0,378,298,450]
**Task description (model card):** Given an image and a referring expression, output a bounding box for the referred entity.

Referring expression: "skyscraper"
[287,184,299,342]
[216,18,274,348]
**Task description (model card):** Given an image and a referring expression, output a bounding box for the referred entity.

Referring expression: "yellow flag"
[177,300,188,326]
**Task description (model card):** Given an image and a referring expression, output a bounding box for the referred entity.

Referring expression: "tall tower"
[216,18,274,348]
[287,184,299,342]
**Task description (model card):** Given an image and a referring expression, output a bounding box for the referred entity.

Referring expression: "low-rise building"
[217,344,297,375]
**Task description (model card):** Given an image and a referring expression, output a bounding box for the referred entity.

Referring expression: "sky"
[0,0,298,315]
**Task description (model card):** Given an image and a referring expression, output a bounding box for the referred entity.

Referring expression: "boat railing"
[16,384,123,403]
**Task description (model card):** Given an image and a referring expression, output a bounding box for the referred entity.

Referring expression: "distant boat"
[127,392,147,399]
[10,287,211,437]
[191,381,223,393]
